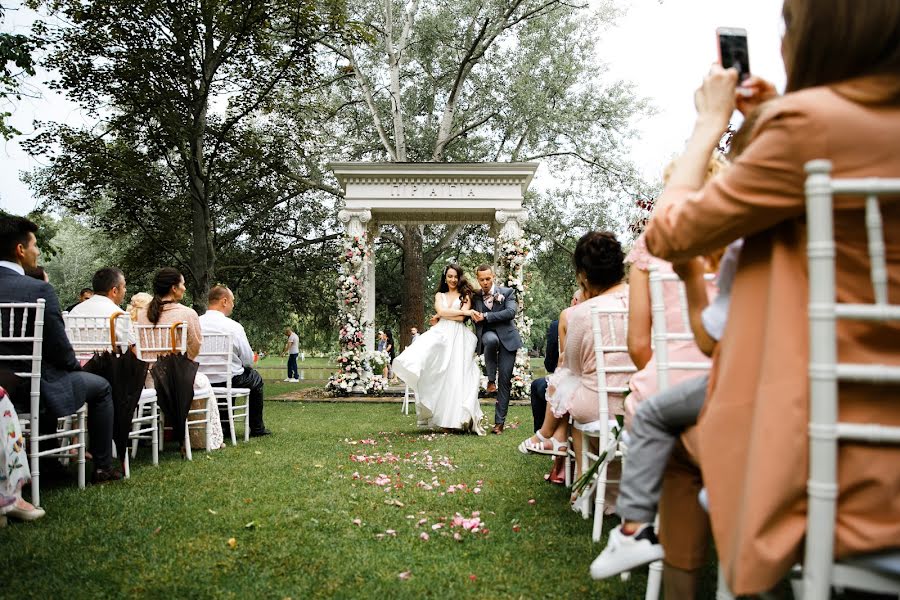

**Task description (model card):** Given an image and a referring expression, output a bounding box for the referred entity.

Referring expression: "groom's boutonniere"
[495,293,505,303]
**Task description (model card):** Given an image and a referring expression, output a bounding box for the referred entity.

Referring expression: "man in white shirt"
[198,285,270,437]
[68,267,130,346]
[283,327,299,382]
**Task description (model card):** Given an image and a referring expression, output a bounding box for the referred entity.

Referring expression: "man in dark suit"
[471,264,522,434]
[530,319,559,432]
[0,213,121,483]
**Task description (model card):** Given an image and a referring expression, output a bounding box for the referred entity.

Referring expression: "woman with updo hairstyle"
[518,231,631,490]
[136,267,224,450]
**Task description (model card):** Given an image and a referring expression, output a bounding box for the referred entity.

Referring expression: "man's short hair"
[0,212,38,262]
[79,287,93,297]
[475,264,494,274]
[91,268,123,294]
[208,284,231,305]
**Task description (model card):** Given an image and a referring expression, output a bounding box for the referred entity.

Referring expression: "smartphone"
[716,27,750,83]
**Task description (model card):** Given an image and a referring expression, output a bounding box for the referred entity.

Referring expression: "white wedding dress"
[392,294,485,435]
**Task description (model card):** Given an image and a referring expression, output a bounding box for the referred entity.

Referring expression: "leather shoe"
[491,423,504,435]
[91,465,124,484]
[250,428,272,438]
[486,382,498,394]
[6,503,46,522]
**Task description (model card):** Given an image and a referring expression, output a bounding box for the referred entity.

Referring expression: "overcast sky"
[0,0,787,216]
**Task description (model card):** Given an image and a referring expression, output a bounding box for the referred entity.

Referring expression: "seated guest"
[529,318,560,433]
[0,386,45,522]
[68,267,130,345]
[642,4,900,592]
[519,232,631,498]
[65,287,93,313]
[136,268,224,450]
[0,213,121,483]
[197,285,271,437]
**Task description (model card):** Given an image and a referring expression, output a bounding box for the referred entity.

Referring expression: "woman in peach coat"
[644,0,900,594]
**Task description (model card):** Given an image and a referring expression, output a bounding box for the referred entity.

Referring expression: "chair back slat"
[133,323,188,364]
[865,195,889,305]
[198,333,234,394]
[802,159,900,599]
[63,312,131,360]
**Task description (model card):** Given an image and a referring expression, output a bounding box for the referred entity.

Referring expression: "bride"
[392,264,485,435]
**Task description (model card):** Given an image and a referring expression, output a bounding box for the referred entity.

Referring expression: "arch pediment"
[330,162,538,223]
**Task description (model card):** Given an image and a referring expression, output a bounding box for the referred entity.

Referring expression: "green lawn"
[2,399,716,598]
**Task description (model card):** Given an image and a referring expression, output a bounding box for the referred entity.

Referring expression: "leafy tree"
[23,0,347,314]
[0,4,40,139]
[311,0,653,346]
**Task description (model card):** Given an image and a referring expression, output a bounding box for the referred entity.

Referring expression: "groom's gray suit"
[472,285,522,426]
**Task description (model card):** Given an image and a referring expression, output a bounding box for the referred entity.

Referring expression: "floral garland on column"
[327,232,379,396]
[497,235,532,399]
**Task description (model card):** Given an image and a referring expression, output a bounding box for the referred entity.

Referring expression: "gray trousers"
[616,374,709,523]
[482,330,516,425]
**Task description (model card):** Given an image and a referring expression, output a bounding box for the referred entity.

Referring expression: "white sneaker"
[283,378,293,382]
[590,524,664,580]
[289,378,299,383]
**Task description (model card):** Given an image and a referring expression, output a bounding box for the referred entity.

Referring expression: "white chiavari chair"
[198,333,250,445]
[567,305,636,543]
[63,310,158,479]
[643,265,716,600]
[2,299,85,507]
[794,160,900,598]
[133,322,213,460]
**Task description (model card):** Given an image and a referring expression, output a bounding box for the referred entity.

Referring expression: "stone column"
[494,209,527,277]
[365,219,378,354]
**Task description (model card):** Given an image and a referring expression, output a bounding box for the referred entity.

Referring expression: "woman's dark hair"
[436,263,474,304]
[384,329,395,359]
[573,231,625,290]
[782,0,900,94]
[147,267,183,324]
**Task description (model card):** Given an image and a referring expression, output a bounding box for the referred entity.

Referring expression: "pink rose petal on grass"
[453,532,463,542]
[398,571,411,580]
[528,498,536,505]
[469,574,477,582]
[352,518,362,526]
[419,532,430,541]
[431,523,443,530]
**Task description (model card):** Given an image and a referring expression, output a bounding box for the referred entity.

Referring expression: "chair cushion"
[572,419,619,435]
[140,388,157,400]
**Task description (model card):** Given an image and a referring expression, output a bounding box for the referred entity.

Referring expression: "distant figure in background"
[24,266,49,282]
[65,287,93,313]
[384,330,395,379]
[283,327,299,382]
[410,327,419,344]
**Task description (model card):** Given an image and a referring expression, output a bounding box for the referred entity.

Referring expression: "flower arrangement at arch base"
[327,233,373,397]
[497,234,533,400]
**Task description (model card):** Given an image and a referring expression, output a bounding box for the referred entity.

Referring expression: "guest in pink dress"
[624,230,717,428]
[518,231,630,486]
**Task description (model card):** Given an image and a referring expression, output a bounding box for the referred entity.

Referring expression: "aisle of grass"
[1,399,716,598]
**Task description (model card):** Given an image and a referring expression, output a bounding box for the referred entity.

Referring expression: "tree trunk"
[399,224,424,349]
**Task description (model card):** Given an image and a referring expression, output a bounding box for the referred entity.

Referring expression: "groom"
[471,264,522,435]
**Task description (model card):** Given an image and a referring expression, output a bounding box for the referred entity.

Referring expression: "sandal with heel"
[518,431,568,456]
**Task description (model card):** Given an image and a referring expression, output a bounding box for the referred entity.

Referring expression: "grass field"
[0,395,720,598]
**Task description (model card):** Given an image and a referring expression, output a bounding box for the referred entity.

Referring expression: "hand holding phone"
[716,27,750,84]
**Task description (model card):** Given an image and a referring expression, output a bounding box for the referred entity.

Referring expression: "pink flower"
[453,532,462,542]
[419,532,430,541]
[528,499,536,505]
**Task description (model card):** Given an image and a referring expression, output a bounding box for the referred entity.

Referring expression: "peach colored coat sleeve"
[645,83,900,595]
